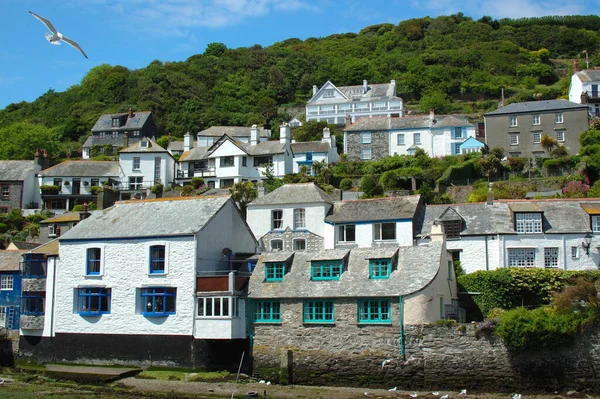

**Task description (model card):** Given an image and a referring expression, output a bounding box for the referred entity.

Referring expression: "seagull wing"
[28,11,58,35]
[61,36,88,59]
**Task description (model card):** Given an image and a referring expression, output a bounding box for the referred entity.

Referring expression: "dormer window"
[369,259,391,279]
[311,259,343,280]
[265,262,285,282]
[140,139,149,148]
[323,89,335,98]
[515,213,542,234]
[111,118,120,128]
[442,220,462,239]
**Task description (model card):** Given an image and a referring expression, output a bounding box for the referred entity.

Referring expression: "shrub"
[181,185,196,196]
[190,177,204,189]
[562,180,589,198]
[40,185,59,195]
[150,183,164,195]
[89,186,101,195]
[72,202,97,211]
[359,175,384,198]
[589,180,600,198]
[339,178,353,191]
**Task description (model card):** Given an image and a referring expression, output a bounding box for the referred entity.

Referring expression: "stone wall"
[252,318,600,392]
[346,131,389,161]
[259,228,323,252]
[0,182,24,211]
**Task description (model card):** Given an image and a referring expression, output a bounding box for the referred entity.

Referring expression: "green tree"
[541,134,558,154]
[359,174,384,198]
[229,181,258,218]
[418,90,453,114]
[204,42,228,57]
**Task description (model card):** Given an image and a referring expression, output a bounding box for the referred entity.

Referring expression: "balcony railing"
[444,304,466,323]
[177,167,216,179]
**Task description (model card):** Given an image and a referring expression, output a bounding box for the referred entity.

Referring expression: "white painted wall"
[325,220,414,249]
[569,75,585,103]
[193,299,247,339]
[247,203,331,239]
[37,255,58,338]
[22,166,41,207]
[390,126,476,157]
[119,152,174,189]
[292,153,329,174]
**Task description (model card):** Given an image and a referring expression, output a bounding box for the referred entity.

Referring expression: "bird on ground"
[258,380,265,384]
[381,359,393,368]
[410,392,418,398]
[432,392,440,396]
[389,387,397,391]
[512,394,521,399]
[440,395,449,399]
[459,390,467,395]
[28,11,88,59]
[266,381,271,385]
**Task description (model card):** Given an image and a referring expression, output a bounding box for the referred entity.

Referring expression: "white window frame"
[515,213,543,234]
[271,210,283,230]
[510,134,519,146]
[293,238,307,251]
[293,208,306,230]
[555,113,564,124]
[0,276,13,290]
[397,134,405,145]
[592,215,600,232]
[338,224,356,243]
[571,246,579,258]
[133,157,141,170]
[360,148,372,160]
[413,133,421,145]
[533,132,541,144]
[323,89,335,98]
[509,116,518,127]
[361,132,372,144]
[556,130,565,142]
[544,247,559,268]
[270,239,284,251]
[197,296,239,318]
[508,248,536,267]
[374,222,396,241]
[532,114,541,125]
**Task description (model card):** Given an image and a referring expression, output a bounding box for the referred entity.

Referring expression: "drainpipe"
[247,298,253,350]
[485,235,489,271]
[562,234,567,270]
[399,296,405,358]
[50,255,57,338]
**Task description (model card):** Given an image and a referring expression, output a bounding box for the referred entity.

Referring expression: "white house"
[568,64,600,118]
[323,195,423,249]
[118,137,176,200]
[0,160,42,213]
[247,183,336,252]
[343,112,477,161]
[306,80,403,124]
[38,161,120,212]
[291,127,339,174]
[19,196,259,368]
[177,124,293,188]
[417,194,600,274]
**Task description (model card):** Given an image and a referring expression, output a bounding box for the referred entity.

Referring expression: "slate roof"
[291,142,330,153]
[82,135,129,148]
[248,241,443,299]
[198,126,269,138]
[91,111,152,132]
[119,138,169,154]
[417,199,600,236]
[40,161,120,178]
[240,141,287,156]
[8,241,41,250]
[29,239,59,256]
[325,195,421,224]
[0,161,38,181]
[309,80,399,104]
[179,147,211,162]
[40,212,86,224]
[59,196,231,240]
[344,115,471,132]
[485,100,587,116]
[249,183,335,206]
[0,250,26,271]
[575,69,600,82]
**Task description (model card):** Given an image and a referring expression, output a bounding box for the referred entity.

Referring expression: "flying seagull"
[28,11,88,59]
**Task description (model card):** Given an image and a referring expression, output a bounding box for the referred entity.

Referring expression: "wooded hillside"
[1,13,599,161]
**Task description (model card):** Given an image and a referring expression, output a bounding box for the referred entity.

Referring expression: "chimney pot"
[250,124,259,146]
[312,85,318,96]
[363,79,368,93]
[574,60,580,72]
[487,182,494,205]
[128,107,134,118]
[345,115,352,128]
[429,109,435,121]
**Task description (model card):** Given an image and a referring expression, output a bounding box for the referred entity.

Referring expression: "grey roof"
[82,135,130,149]
[59,196,231,240]
[179,146,210,162]
[0,160,38,181]
[309,80,399,104]
[291,141,330,154]
[119,138,169,154]
[198,126,269,138]
[417,199,600,236]
[240,141,287,156]
[261,252,295,263]
[40,161,120,178]
[485,100,587,116]
[248,241,443,299]
[8,241,40,250]
[344,115,471,132]
[575,69,600,82]
[325,195,421,224]
[0,250,26,271]
[91,111,152,132]
[250,183,335,206]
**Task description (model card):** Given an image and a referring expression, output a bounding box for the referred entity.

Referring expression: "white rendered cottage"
[290,127,339,174]
[22,196,258,369]
[568,63,600,117]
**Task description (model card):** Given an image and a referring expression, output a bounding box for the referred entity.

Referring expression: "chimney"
[574,60,580,72]
[79,203,91,221]
[501,88,505,107]
[322,127,331,143]
[363,79,368,93]
[34,149,42,168]
[128,107,134,118]
[430,222,445,242]
[390,79,396,86]
[257,180,265,197]
[250,124,259,146]
[345,115,352,128]
[279,123,290,144]
[183,132,193,152]
[487,182,494,205]
[429,109,435,122]
[123,132,129,148]
[168,132,172,145]
[42,150,49,169]
[312,85,318,96]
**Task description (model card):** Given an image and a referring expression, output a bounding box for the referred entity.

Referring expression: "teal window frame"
[254,300,281,322]
[311,260,343,280]
[358,299,391,324]
[265,262,285,282]
[303,300,334,323]
[369,259,391,279]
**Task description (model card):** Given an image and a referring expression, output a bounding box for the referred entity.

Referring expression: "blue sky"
[0,0,596,109]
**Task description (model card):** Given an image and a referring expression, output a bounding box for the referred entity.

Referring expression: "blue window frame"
[453,143,462,155]
[369,259,391,279]
[265,262,285,282]
[23,254,46,278]
[22,291,44,315]
[306,151,313,161]
[358,299,391,324]
[303,300,334,323]
[254,300,281,322]
[78,287,111,316]
[86,248,101,275]
[150,245,166,274]
[311,260,343,280]
[141,287,176,317]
